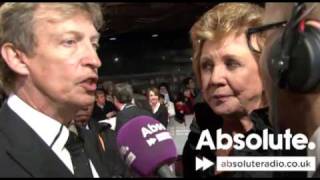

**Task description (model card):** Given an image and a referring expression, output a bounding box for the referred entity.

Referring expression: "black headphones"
[268,3,320,93]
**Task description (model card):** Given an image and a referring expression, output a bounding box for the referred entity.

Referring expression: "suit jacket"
[92,101,117,122]
[153,104,169,128]
[87,119,130,177]
[0,103,109,177]
[115,104,153,132]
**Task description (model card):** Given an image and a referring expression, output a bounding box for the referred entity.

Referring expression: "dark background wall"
[97,30,193,79]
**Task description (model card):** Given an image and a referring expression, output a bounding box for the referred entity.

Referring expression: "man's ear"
[1,43,30,75]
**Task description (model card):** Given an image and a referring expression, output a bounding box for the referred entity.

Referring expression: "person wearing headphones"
[247,2,320,177]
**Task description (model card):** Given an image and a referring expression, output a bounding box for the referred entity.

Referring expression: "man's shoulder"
[0,102,22,135]
[118,105,152,118]
[115,106,153,131]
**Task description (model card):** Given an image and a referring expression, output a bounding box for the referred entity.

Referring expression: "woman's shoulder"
[159,103,168,111]
[250,107,273,132]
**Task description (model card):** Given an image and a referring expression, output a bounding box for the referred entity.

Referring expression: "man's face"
[25,6,101,109]
[95,92,106,105]
[74,103,94,127]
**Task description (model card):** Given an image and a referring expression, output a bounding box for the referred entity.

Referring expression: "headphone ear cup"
[268,26,320,93]
[287,26,320,92]
[267,37,283,89]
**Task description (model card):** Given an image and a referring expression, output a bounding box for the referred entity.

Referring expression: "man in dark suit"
[92,88,117,122]
[73,103,132,177]
[0,3,109,177]
[112,83,153,132]
[95,82,154,177]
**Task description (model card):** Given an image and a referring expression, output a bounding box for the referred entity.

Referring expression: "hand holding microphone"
[116,115,178,177]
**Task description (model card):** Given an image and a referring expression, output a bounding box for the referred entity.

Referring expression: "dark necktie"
[65,131,93,177]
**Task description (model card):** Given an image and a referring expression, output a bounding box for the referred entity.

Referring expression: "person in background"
[132,87,152,112]
[174,88,193,125]
[102,80,114,103]
[183,77,199,98]
[112,83,153,132]
[109,83,153,177]
[182,86,195,114]
[73,103,95,128]
[159,83,176,124]
[159,82,174,104]
[249,2,320,177]
[70,103,108,159]
[182,3,273,178]
[0,3,110,177]
[159,93,176,126]
[92,88,117,122]
[73,102,132,178]
[146,87,169,128]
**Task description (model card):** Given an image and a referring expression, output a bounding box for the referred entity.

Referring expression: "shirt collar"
[7,94,69,150]
[120,104,126,111]
[153,102,160,113]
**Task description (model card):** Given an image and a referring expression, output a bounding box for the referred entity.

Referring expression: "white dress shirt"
[7,94,99,177]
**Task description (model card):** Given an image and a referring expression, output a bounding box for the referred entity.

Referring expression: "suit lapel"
[7,146,73,177]
[0,103,73,177]
[78,127,110,177]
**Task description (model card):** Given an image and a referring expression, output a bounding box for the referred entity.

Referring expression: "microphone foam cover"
[116,115,177,176]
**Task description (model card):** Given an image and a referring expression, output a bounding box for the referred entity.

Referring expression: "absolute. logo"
[196,128,316,151]
[194,128,317,172]
[141,123,172,147]
[196,156,215,171]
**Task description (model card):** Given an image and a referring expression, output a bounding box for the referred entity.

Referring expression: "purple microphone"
[116,115,177,177]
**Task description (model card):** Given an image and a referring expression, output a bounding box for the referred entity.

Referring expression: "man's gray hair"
[112,83,134,104]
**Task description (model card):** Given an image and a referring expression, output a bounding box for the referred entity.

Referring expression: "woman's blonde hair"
[190,3,264,85]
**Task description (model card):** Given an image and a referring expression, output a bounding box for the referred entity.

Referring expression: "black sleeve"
[182,102,222,178]
[104,101,118,113]
[182,118,216,178]
[154,105,169,128]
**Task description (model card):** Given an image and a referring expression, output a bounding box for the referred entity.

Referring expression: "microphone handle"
[157,165,176,178]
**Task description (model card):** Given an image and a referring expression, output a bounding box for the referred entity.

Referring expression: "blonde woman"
[182,3,273,177]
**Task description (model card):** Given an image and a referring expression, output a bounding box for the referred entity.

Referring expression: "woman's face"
[148,90,159,106]
[199,32,263,116]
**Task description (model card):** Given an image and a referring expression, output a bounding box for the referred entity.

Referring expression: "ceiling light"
[109,37,117,41]
[152,34,159,38]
